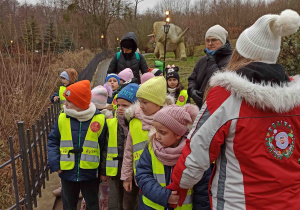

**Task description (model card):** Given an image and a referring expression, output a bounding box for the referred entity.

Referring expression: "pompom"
[273,9,300,36]
[103,83,113,97]
[182,104,199,123]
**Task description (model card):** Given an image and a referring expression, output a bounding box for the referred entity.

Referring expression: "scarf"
[168,87,176,93]
[117,113,129,137]
[205,48,216,55]
[152,135,187,166]
[63,103,96,122]
[134,107,155,131]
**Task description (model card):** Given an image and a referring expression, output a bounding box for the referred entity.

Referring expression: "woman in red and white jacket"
[167,9,300,210]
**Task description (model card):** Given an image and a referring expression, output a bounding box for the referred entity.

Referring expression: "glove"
[192,89,203,105]
[166,182,188,207]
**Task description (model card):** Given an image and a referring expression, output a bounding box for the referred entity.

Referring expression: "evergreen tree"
[44,22,57,52]
[22,16,40,52]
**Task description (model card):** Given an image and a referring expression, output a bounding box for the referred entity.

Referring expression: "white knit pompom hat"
[236,9,300,64]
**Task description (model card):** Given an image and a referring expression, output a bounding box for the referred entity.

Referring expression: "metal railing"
[0,102,60,210]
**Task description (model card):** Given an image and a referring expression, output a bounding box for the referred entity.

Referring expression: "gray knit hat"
[236,9,300,64]
[205,25,228,44]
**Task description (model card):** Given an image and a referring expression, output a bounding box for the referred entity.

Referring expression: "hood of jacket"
[209,64,300,113]
[120,32,138,52]
[213,40,233,59]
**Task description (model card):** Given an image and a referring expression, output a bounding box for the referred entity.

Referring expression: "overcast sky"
[17,0,160,13]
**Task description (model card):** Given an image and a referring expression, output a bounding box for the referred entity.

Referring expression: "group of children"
[48,64,200,210]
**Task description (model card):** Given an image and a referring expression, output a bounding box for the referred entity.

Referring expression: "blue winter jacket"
[47,109,107,182]
[135,146,213,210]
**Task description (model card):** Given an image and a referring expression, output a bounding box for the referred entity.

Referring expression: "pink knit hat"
[118,68,134,82]
[91,84,112,110]
[141,72,155,84]
[154,104,199,136]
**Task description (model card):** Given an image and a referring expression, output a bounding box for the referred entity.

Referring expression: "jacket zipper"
[77,122,82,182]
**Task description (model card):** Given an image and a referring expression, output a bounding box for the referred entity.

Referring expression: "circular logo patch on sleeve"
[265,121,295,160]
[90,121,101,133]
[178,95,185,103]
[113,98,117,105]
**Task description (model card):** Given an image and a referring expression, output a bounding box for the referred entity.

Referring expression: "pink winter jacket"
[121,104,155,182]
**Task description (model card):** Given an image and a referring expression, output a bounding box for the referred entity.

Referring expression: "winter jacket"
[188,40,232,108]
[107,32,148,84]
[170,62,300,209]
[168,84,191,105]
[47,109,108,182]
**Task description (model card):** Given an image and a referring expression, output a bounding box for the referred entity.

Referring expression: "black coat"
[188,41,233,108]
[107,32,148,84]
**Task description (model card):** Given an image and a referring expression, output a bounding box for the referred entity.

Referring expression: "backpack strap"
[117,51,140,64]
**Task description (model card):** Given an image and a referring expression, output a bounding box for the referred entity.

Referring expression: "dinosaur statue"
[151,21,189,61]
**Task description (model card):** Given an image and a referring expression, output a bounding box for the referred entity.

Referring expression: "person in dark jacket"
[188,25,232,108]
[107,32,148,84]
[47,80,107,210]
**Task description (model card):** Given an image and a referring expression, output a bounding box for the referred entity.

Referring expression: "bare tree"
[133,0,144,19]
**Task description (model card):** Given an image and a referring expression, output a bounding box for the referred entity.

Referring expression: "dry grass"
[0,47,95,208]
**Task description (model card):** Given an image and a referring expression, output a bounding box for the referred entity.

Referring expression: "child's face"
[120,79,125,85]
[65,99,84,112]
[153,121,181,148]
[61,77,70,86]
[117,98,131,115]
[138,98,161,116]
[107,78,119,90]
[167,78,179,89]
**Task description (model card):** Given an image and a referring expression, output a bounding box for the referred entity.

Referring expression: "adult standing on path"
[188,25,232,108]
[167,9,300,209]
[107,32,148,84]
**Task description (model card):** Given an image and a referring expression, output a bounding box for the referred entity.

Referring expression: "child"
[102,83,140,210]
[141,72,154,84]
[135,104,199,209]
[50,68,78,108]
[118,68,134,84]
[47,80,107,209]
[121,77,174,199]
[80,84,113,210]
[106,73,120,104]
[166,65,190,106]
[149,68,163,76]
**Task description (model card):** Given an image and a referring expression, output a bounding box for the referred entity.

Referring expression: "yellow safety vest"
[143,143,193,210]
[111,94,118,110]
[59,86,67,108]
[176,90,188,107]
[106,118,118,176]
[58,113,104,170]
[129,118,148,175]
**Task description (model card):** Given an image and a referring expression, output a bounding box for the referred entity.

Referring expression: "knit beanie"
[63,80,91,110]
[118,68,134,82]
[117,83,139,104]
[236,9,300,64]
[137,76,167,106]
[166,66,180,82]
[141,72,155,84]
[91,84,112,110]
[106,73,120,84]
[149,68,163,76]
[205,25,228,45]
[65,68,78,84]
[154,104,199,136]
[60,71,69,81]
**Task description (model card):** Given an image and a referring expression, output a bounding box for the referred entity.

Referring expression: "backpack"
[116,52,140,64]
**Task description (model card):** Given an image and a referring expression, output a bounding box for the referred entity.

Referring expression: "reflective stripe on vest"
[143,143,193,210]
[176,90,188,107]
[106,118,118,176]
[59,86,66,108]
[129,118,148,175]
[58,113,104,170]
[111,94,118,110]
